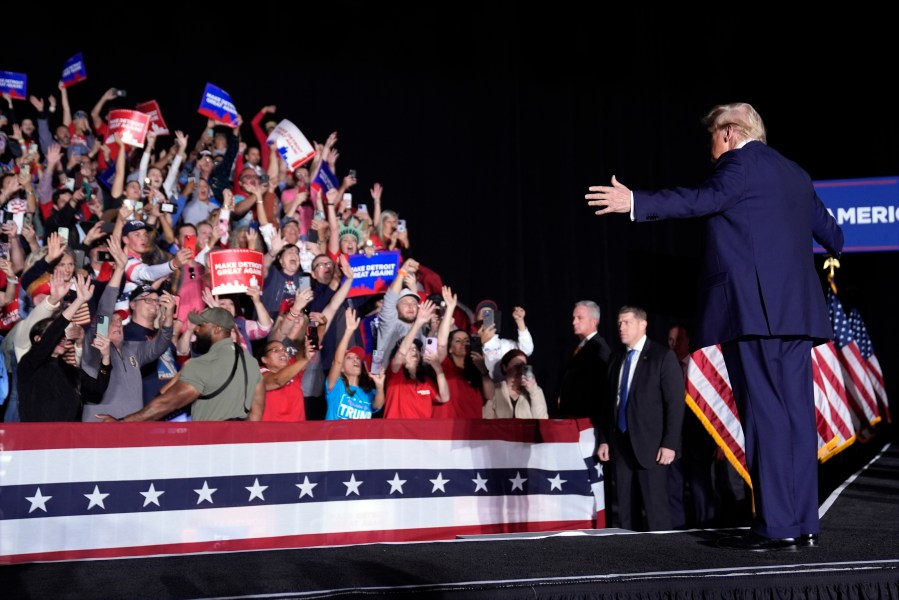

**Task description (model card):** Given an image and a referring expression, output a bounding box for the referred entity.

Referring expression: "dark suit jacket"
[600,338,685,470]
[557,333,611,423]
[634,141,843,350]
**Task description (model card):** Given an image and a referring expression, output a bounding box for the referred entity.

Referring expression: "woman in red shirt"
[259,337,316,422]
[383,298,449,419]
[430,286,494,419]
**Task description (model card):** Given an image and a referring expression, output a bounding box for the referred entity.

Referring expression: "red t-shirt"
[432,356,484,419]
[260,364,306,422]
[384,366,439,419]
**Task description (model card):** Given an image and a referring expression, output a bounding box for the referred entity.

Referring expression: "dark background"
[4,4,897,410]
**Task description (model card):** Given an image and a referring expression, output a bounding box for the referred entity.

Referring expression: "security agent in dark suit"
[586,102,843,550]
[597,306,684,532]
[556,300,611,423]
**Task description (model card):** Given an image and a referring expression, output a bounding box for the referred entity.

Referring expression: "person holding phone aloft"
[383,299,449,419]
[483,349,548,420]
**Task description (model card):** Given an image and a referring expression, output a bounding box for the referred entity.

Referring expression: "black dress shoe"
[717,532,798,552]
[798,533,819,547]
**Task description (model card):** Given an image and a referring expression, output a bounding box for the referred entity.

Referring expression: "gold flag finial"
[823,256,840,293]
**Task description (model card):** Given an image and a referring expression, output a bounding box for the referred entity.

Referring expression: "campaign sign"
[197,83,238,127]
[814,175,899,253]
[266,119,315,170]
[208,249,264,295]
[311,162,339,195]
[107,109,150,148]
[135,100,170,136]
[0,71,27,100]
[61,53,87,87]
[346,250,402,298]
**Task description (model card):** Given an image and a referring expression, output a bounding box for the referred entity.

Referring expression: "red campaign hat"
[346,346,366,361]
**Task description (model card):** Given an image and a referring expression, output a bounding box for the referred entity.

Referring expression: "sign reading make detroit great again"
[815,176,899,253]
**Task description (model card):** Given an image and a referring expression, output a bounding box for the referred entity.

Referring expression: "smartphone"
[83,181,92,200]
[306,324,320,351]
[65,178,75,192]
[342,193,352,211]
[470,334,483,354]
[97,250,113,262]
[482,308,494,329]
[348,169,357,179]
[115,89,127,98]
[183,234,197,255]
[161,202,175,213]
[370,349,384,375]
[314,210,325,221]
[357,203,368,214]
[299,275,311,292]
[133,201,144,213]
[425,336,438,356]
[396,219,407,233]
[522,365,534,380]
[97,315,109,337]
[73,249,85,269]
[23,212,33,228]
[58,227,70,242]
[306,228,319,244]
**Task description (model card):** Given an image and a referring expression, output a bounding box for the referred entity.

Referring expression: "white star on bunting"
[25,488,52,513]
[194,481,217,504]
[548,474,567,491]
[509,472,527,491]
[140,483,165,507]
[387,472,407,495]
[472,472,488,493]
[343,474,363,496]
[430,472,450,493]
[296,476,317,499]
[85,485,110,510]
[246,478,268,501]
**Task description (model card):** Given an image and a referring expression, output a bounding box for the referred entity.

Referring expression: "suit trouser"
[721,337,819,539]
[613,430,672,532]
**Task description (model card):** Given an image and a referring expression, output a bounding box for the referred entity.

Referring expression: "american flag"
[848,308,890,424]
[685,337,860,485]
[828,289,881,428]
[685,345,750,486]
[811,341,857,461]
[0,420,603,565]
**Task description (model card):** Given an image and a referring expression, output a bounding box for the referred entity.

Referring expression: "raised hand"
[344,306,360,331]
[442,285,458,313]
[293,287,314,312]
[202,288,221,308]
[91,332,111,360]
[46,231,66,263]
[48,269,69,304]
[74,272,94,304]
[339,254,353,279]
[174,130,188,150]
[416,299,436,325]
[370,182,383,204]
[512,306,526,325]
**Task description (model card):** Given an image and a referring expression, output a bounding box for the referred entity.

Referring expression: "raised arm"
[319,255,354,335]
[391,299,435,373]
[91,88,117,131]
[436,285,458,362]
[327,305,360,390]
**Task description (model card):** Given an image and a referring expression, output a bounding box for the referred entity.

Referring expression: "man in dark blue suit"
[586,102,843,551]
[597,306,684,532]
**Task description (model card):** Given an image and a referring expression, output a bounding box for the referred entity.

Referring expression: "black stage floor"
[3,437,897,599]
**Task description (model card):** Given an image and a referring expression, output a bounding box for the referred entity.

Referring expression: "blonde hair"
[702,102,767,144]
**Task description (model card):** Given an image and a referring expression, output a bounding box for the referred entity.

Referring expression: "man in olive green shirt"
[99,307,265,421]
